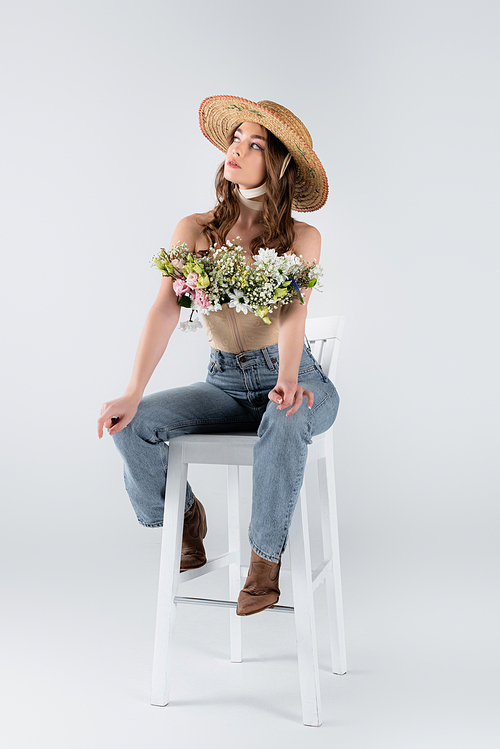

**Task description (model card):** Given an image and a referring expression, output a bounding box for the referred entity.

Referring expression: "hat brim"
[199,95,328,213]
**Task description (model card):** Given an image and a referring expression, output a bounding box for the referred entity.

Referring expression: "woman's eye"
[232,134,262,150]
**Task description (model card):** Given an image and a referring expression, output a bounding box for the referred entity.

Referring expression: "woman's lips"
[226,159,241,169]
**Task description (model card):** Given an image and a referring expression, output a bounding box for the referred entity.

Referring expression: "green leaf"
[272,286,289,301]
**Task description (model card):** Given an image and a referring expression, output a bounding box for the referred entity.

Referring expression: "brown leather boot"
[180,497,207,572]
[236,549,281,616]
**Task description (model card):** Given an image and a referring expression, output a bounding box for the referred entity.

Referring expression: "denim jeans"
[112,343,339,562]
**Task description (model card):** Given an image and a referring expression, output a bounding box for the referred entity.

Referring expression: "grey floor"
[3,522,498,749]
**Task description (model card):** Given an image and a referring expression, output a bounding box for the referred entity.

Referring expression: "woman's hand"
[97,394,140,438]
[268,379,314,417]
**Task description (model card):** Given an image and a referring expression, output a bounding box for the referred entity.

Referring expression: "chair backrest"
[305,315,345,380]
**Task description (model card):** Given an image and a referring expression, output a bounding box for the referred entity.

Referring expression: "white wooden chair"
[151,315,346,726]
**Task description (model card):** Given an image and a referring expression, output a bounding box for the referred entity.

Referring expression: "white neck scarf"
[235,183,267,212]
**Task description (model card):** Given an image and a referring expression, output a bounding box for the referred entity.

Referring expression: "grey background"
[1,0,499,746]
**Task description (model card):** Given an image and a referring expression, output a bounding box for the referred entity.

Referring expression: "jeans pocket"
[298,363,316,375]
[298,355,330,383]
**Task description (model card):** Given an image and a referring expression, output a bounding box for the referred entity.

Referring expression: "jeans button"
[240,356,247,362]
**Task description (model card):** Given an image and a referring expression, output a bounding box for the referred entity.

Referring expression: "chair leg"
[227,465,242,663]
[151,442,186,706]
[318,444,347,675]
[289,489,322,727]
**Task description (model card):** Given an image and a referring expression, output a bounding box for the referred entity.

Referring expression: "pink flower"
[173,278,189,296]
[185,272,199,289]
[193,288,210,309]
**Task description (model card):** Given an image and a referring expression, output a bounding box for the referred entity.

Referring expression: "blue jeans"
[112,343,339,562]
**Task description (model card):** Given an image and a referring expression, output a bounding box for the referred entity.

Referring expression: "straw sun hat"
[198,95,328,213]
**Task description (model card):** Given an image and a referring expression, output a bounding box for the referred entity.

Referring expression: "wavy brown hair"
[202,126,297,256]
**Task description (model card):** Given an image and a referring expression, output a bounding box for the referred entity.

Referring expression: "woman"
[97,95,339,616]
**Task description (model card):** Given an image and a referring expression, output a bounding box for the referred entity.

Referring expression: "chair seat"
[167,430,329,467]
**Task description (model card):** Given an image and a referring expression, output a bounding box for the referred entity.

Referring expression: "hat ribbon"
[279,153,292,179]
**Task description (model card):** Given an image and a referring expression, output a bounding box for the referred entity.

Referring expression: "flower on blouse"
[151,241,323,332]
[228,292,251,314]
[193,287,210,309]
[185,272,199,289]
[173,278,189,295]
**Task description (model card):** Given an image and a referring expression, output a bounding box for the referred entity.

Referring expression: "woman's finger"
[285,387,314,417]
[304,389,314,408]
[277,386,295,409]
[268,388,283,405]
[97,405,121,438]
[108,419,126,437]
[285,396,302,416]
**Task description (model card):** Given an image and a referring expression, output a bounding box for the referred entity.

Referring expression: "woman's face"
[224,121,267,189]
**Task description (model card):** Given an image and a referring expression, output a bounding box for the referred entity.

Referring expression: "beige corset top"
[201,305,280,353]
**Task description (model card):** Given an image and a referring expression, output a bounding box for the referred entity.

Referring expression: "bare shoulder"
[170,211,214,251]
[294,220,321,242]
[293,220,321,261]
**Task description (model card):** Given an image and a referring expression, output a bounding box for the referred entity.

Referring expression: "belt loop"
[261,347,274,371]
[215,349,223,372]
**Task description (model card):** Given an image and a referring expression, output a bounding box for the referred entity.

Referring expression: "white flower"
[255,248,278,263]
[208,302,223,312]
[178,319,202,332]
[228,291,251,314]
[309,265,324,288]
